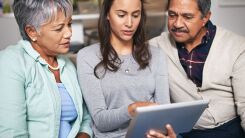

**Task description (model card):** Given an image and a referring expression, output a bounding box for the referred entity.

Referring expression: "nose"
[174,16,184,28]
[125,16,133,28]
[64,28,72,39]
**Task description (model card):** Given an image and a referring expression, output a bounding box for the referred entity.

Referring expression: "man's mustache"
[171,27,189,33]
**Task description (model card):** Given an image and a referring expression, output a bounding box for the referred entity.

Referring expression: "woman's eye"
[133,15,139,18]
[68,23,72,27]
[55,28,62,32]
[118,14,125,18]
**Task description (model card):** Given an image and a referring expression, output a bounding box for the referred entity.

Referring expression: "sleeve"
[0,50,28,137]
[154,49,170,104]
[232,49,245,131]
[76,50,131,132]
[79,101,93,138]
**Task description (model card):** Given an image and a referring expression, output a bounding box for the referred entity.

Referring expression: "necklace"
[41,57,60,70]
[47,63,60,70]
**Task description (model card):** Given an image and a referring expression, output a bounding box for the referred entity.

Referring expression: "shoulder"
[149,46,166,59]
[148,32,172,47]
[0,42,27,79]
[216,27,245,42]
[149,46,167,67]
[0,42,26,66]
[77,43,100,60]
[215,27,245,53]
[76,43,101,68]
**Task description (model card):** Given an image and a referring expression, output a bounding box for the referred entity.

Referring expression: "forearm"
[84,99,131,132]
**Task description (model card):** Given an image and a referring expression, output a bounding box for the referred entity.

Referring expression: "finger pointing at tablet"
[128,102,158,117]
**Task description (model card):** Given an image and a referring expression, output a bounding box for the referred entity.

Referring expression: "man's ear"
[25,25,38,42]
[202,11,211,26]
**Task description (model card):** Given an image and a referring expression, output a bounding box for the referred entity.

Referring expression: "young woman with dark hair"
[76,0,175,137]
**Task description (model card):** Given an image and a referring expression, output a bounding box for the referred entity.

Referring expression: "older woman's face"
[35,11,72,56]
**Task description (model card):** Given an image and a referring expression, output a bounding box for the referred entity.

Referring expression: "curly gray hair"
[13,0,73,41]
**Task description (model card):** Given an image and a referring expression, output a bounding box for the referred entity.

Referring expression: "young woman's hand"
[128,101,158,117]
[146,124,176,138]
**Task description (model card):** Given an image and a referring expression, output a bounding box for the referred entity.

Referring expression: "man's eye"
[168,13,176,18]
[184,16,193,20]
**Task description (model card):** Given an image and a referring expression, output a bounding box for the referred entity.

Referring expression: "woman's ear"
[25,25,38,42]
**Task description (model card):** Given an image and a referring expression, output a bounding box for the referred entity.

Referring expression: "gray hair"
[13,0,73,41]
[167,0,211,18]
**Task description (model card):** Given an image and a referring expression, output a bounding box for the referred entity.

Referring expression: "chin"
[122,36,133,42]
[60,49,70,54]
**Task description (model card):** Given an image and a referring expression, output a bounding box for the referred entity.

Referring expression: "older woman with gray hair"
[0,0,92,138]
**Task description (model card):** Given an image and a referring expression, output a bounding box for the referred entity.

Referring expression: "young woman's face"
[34,10,72,56]
[107,0,142,43]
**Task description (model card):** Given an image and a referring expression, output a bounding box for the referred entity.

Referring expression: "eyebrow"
[53,18,72,27]
[168,10,194,16]
[115,9,141,14]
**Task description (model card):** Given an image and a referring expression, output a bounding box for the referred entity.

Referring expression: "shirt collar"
[202,20,216,45]
[20,40,66,69]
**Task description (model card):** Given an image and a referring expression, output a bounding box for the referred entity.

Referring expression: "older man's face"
[167,0,209,45]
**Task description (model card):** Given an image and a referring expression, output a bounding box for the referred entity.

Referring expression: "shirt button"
[189,65,192,69]
[125,69,129,73]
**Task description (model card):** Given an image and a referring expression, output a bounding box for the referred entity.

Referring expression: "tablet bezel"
[126,100,209,138]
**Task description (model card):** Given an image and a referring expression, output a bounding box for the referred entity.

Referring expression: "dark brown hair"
[95,0,151,78]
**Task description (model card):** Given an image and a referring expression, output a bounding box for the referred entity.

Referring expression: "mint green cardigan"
[0,40,93,138]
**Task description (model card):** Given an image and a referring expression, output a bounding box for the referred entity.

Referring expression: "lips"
[172,31,186,37]
[122,30,134,36]
[60,42,70,48]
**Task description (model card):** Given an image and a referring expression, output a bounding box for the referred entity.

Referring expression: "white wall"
[211,1,245,36]
[0,15,21,50]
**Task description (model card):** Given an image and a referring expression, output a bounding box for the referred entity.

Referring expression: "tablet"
[126,100,209,138]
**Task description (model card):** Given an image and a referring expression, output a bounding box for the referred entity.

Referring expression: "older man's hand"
[146,124,176,138]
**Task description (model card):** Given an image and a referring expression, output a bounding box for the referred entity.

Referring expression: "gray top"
[76,43,170,138]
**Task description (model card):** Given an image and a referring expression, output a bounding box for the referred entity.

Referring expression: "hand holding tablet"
[126,100,209,138]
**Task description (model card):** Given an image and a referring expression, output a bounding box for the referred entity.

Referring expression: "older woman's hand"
[146,124,176,138]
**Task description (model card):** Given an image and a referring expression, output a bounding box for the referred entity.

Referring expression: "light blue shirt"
[58,83,78,138]
[0,40,93,138]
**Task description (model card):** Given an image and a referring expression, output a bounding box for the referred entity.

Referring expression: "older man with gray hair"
[150,0,245,137]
